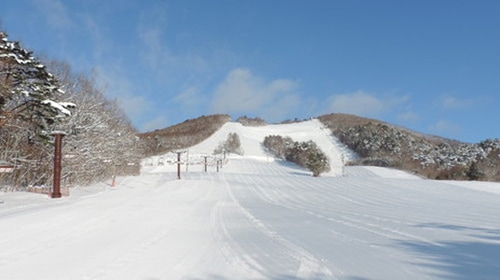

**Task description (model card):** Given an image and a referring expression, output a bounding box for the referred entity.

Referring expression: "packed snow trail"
[1,119,500,279]
[1,158,500,279]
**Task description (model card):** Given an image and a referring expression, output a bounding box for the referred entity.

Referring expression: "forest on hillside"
[0,30,141,190]
[319,114,500,181]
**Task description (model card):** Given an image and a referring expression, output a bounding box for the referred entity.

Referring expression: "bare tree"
[48,61,141,186]
[214,132,244,156]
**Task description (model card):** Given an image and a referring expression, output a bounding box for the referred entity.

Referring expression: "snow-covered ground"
[1,119,499,279]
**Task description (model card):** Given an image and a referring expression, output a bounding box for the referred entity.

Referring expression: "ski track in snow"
[1,120,500,279]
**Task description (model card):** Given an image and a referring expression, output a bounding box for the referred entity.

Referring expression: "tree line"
[1,30,141,190]
[139,114,231,157]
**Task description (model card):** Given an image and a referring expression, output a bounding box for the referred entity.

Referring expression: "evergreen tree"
[0,31,74,133]
[466,161,483,181]
[306,148,331,177]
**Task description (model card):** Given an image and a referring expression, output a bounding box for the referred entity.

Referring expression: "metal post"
[111,159,117,187]
[341,154,346,177]
[177,152,181,180]
[51,132,65,198]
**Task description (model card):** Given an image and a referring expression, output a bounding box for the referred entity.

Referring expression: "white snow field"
[1,119,500,279]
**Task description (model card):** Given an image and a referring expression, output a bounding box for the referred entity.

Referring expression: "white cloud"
[117,95,152,121]
[442,96,474,109]
[428,120,462,136]
[137,12,168,71]
[398,110,420,123]
[174,86,204,109]
[211,68,269,112]
[269,79,297,92]
[33,0,74,31]
[210,68,301,121]
[325,91,378,117]
[135,7,212,87]
[325,91,411,118]
[262,93,302,121]
[94,66,152,123]
[140,116,169,132]
[80,14,115,62]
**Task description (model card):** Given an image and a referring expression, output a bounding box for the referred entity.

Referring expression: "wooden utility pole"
[51,131,66,198]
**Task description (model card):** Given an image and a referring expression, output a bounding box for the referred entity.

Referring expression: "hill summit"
[139,113,500,181]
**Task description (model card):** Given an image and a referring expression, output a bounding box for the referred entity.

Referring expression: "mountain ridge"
[139,113,499,182]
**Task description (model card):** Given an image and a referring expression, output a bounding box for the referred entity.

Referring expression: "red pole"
[51,132,65,198]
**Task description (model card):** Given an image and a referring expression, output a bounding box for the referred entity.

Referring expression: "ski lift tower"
[173,150,186,180]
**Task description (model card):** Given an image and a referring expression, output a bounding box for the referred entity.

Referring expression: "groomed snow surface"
[1,120,499,279]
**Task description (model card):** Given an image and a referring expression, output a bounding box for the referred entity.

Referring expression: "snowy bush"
[263,135,330,177]
[214,132,244,156]
[262,135,293,159]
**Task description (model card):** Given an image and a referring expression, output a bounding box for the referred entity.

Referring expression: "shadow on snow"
[398,222,500,280]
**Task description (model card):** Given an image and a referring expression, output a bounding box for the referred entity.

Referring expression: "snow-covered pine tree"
[0,31,75,134]
[306,147,331,177]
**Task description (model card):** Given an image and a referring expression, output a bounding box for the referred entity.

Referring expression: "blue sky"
[1,0,499,143]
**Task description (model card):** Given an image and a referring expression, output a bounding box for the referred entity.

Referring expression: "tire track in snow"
[205,170,266,279]
[219,165,339,279]
[211,198,266,279]
[223,158,453,277]
[83,175,220,280]
[265,174,445,248]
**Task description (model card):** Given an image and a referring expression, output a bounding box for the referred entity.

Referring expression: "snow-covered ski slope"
[148,119,357,176]
[1,119,500,279]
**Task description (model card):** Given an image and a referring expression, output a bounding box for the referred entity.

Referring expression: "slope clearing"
[0,119,499,279]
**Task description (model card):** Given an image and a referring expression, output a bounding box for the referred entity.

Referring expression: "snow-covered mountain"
[140,114,500,182]
[144,119,356,176]
[1,119,499,279]
[319,113,500,181]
